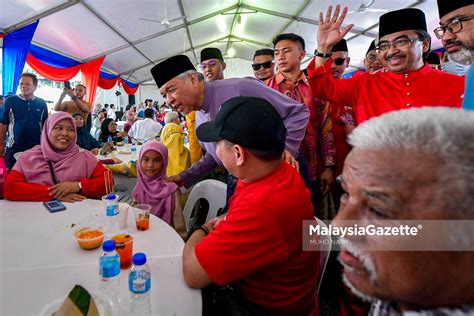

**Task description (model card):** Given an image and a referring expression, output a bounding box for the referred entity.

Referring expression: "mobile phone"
[64,81,71,89]
[43,199,67,213]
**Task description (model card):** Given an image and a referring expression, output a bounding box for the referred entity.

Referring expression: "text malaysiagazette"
[310,224,420,238]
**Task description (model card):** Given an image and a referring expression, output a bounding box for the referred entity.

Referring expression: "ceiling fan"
[139,0,187,27]
[347,0,388,14]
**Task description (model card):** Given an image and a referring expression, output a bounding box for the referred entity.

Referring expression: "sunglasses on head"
[333,58,346,66]
[252,61,273,71]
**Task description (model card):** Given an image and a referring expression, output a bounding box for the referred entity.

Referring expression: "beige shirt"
[61,100,92,120]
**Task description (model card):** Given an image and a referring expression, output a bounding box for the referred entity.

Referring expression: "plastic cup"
[133,204,151,231]
[118,203,129,229]
[112,233,133,269]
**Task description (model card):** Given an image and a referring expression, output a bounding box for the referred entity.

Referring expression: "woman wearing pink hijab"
[132,141,185,236]
[4,112,108,202]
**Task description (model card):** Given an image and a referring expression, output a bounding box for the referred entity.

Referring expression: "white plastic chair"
[182,179,227,231]
[315,216,332,293]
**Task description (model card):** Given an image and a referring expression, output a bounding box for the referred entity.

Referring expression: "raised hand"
[317,5,354,52]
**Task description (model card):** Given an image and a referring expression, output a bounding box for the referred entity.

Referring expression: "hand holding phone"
[43,199,67,213]
[64,81,71,90]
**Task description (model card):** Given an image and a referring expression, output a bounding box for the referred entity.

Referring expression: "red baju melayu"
[307,58,465,124]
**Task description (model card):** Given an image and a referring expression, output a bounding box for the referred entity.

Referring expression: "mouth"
[338,249,368,276]
[205,72,213,79]
[445,42,462,53]
[57,138,70,144]
[386,54,405,66]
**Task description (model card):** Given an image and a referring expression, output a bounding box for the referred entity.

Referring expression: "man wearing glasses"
[252,49,275,81]
[364,40,384,74]
[307,6,464,124]
[200,47,226,82]
[436,0,473,110]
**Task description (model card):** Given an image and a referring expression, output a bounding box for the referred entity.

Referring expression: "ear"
[234,144,246,166]
[299,50,306,62]
[422,39,430,53]
[345,56,351,66]
[222,62,227,71]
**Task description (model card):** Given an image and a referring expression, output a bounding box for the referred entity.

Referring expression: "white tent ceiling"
[1,0,442,85]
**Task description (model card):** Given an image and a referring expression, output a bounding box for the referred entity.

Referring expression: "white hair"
[164,111,179,124]
[176,69,203,81]
[348,107,474,216]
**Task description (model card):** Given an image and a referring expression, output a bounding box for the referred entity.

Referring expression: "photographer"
[54,82,92,130]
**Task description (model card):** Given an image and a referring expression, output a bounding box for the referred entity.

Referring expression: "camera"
[115,91,121,96]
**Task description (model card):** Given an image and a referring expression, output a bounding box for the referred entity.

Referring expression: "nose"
[441,30,456,43]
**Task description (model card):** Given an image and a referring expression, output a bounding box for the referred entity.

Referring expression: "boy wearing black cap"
[436,0,473,110]
[307,5,465,124]
[200,47,226,82]
[183,96,319,315]
[363,40,384,74]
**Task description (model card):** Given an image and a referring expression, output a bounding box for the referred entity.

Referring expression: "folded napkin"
[54,285,99,316]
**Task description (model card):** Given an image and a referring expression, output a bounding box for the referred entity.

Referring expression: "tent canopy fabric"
[1,0,444,85]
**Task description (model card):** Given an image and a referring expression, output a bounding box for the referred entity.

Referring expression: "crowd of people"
[0,1,473,315]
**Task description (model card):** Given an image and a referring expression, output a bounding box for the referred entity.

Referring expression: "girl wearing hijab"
[99,118,126,143]
[124,109,136,133]
[160,122,191,176]
[73,113,102,155]
[132,141,185,237]
[4,112,108,202]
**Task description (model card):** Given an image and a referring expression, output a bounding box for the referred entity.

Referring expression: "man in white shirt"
[128,108,162,142]
[107,104,116,120]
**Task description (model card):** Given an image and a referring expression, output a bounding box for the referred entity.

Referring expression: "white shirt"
[128,118,162,142]
[107,108,116,120]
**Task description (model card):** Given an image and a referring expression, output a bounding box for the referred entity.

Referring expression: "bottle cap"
[102,240,116,251]
[107,194,116,200]
[132,253,147,265]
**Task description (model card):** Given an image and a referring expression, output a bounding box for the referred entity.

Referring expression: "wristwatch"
[72,96,78,101]
[314,50,332,58]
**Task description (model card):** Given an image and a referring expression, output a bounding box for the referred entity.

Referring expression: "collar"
[275,71,308,86]
[201,80,214,113]
[385,63,432,80]
[18,95,36,101]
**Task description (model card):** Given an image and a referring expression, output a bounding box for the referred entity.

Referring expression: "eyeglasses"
[333,58,346,66]
[200,60,218,69]
[433,15,474,39]
[376,37,419,52]
[365,54,378,63]
[251,61,273,71]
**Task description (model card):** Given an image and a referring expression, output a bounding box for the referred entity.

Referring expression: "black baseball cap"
[196,96,287,152]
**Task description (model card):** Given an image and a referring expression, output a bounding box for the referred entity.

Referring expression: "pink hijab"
[126,109,136,124]
[132,141,179,224]
[13,112,99,185]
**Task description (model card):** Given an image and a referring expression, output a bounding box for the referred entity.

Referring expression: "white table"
[0,199,201,315]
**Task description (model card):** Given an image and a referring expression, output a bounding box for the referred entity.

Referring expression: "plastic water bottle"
[99,240,120,298]
[129,253,151,315]
[131,140,138,162]
[106,194,119,236]
[107,135,113,143]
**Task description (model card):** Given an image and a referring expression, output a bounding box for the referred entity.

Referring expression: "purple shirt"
[180,77,309,187]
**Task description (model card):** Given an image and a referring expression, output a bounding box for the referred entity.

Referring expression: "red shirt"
[307,58,464,124]
[4,163,108,201]
[329,102,355,176]
[195,162,319,315]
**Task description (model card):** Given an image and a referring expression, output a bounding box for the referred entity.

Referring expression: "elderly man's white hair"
[348,107,474,216]
[165,111,179,124]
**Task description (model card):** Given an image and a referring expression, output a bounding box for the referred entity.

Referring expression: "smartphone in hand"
[64,81,71,90]
[43,199,67,213]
